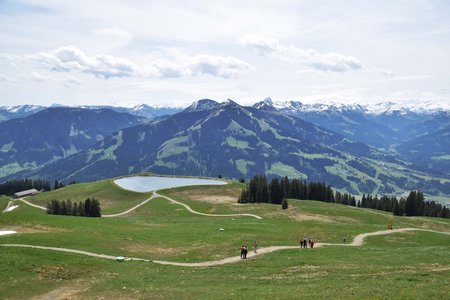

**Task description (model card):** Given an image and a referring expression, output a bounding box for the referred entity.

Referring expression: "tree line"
[46,198,101,217]
[0,178,78,196]
[239,175,448,219]
[238,175,355,208]
[361,191,448,218]
[0,179,51,196]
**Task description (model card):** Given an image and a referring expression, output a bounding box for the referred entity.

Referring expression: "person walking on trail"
[303,237,308,248]
[311,240,315,248]
[240,245,245,259]
[253,240,258,253]
[243,245,248,259]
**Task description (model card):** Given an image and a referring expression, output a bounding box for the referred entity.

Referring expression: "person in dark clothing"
[240,245,245,259]
[243,245,248,258]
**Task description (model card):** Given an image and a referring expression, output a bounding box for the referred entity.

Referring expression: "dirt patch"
[36,265,80,280]
[285,264,322,272]
[32,279,94,300]
[264,209,357,223]
[176,193,237,204]
[193,195,237,204]
[350,264,450,278]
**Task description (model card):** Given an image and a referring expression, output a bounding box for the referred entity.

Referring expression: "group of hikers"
[240,237,318,258]
[299,236,315,248]
[240,241,258,259]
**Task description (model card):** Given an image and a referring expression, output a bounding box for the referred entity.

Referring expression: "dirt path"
[0,243,150,262]
[17,198,46,210]
[2,227,448,267]
[154,192,263,219]
[15,192,263,219]
[102,193,157,218]
[2,201,13,213]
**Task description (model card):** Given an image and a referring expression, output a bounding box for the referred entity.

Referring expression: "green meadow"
[0,178,449,299]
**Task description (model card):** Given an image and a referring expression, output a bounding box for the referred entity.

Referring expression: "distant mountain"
[15,101,450,196]
[254,99,450,149]
[182,99,221,112]
[397,125,450,176]
[255,99,398,148]
[0,107,146,179]
[79,104,182,119]
[0,105,46,122]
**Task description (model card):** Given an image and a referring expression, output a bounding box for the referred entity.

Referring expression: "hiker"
[243,245,248,259]
[308,238,312,248]
[253,240,258,253]
[299,239,303,248]
[343,237,346,244]
[311,240,315,248]
[303,238,308,248]
[240,245,245,259]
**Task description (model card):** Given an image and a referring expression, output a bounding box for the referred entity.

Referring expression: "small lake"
[114,176,227,192]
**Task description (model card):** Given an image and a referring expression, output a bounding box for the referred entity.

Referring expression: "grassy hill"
[0,178,449,299]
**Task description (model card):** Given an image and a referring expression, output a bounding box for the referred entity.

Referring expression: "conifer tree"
[281,197,288,209]
[392,198,401,216]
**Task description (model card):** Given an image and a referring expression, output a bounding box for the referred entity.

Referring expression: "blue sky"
[0,0,449,107]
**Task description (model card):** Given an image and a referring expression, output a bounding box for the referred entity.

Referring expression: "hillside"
[0,107,147,179]
[0,177,449,299]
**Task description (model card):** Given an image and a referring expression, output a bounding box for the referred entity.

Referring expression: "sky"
[1,0,449,107]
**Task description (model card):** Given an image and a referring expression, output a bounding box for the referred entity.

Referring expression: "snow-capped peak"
[183,99,220,112]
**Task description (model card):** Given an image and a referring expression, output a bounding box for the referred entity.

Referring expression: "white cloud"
[239,35,363,72]
[154,54,252,79]
[28,72,57,82]
[28,46,251,80]
[32,45,138,79]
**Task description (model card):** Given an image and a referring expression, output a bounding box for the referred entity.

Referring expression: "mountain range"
[1,99,449,197]
[0,107,146,179]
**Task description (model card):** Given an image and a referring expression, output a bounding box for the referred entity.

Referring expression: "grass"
[17,179,151,214]
[267,162,305,178]
[0,177,449,299]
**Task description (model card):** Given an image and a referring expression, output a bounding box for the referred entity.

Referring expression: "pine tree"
[404,191,417,216]
[238,187,250,203]
[66,199,73,215]
[72,202,78,216]
[269,178,282,204]
[78,201,85,216]
[85,198,92,217]
[392,199,401,216]
[60,200,67,215]
[442,207,448,218]
[90,198,101,217]
[281,197,289,209]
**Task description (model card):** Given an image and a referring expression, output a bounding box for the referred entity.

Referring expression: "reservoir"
[114,176,227,192]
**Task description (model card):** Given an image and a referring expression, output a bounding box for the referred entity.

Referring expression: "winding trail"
[1,228,448,267]
[16,198,46,211]
[2,201,13,213]
[154,192,263,219]
[13,192,263,219]
[102,194,157,218]
[0,244,150,262]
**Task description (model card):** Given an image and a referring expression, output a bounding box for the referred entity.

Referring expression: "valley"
[2,99,449,198]
[0,176,449,298]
